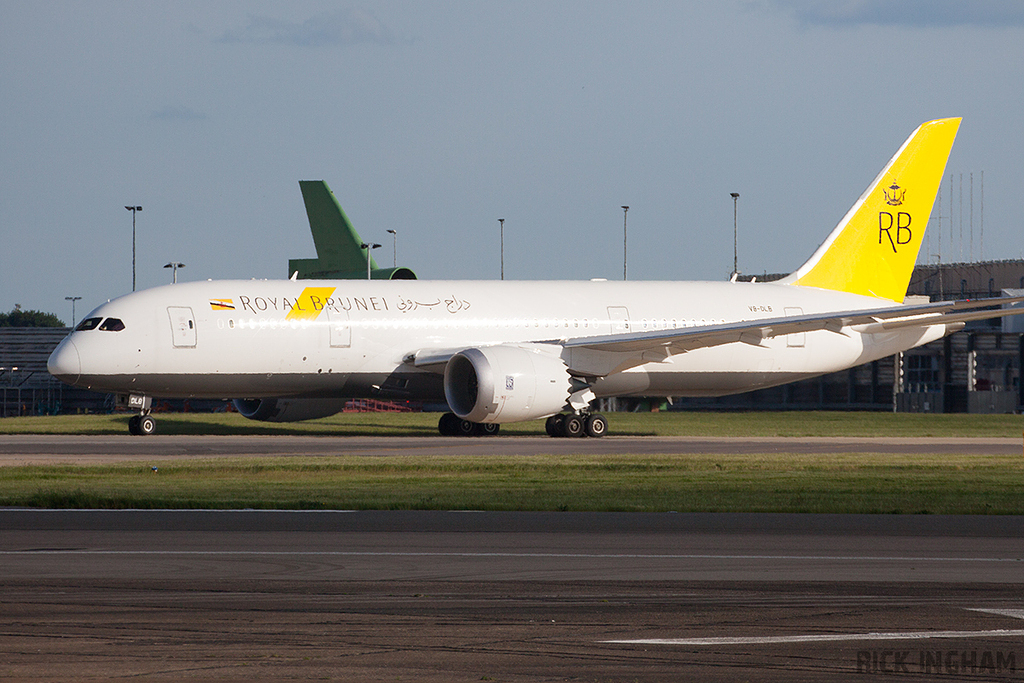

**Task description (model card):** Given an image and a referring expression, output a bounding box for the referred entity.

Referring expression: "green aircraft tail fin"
[289,180,416,280]
[298,180,375,273]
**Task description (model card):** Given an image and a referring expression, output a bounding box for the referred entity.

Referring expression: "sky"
[3,1,1024,324]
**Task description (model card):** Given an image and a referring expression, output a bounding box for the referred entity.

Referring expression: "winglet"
[782,118,961,302]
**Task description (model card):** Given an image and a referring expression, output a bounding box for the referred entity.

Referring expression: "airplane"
[48,117,1024,437]
[289,180,417,281]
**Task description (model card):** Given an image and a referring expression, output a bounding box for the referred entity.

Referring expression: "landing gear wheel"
[545,414,565,437]
[473,422,500,436]
[584,413,607,438]
[561,414,584,438]
[438,412,460,436]
[457,419,477,436]
[128,414,156,436]
[139,415,156,435]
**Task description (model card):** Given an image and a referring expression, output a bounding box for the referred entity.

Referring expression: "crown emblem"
[883,181,905,206]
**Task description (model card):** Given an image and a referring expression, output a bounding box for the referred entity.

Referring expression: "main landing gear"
[437,411,608,437]
[545,412,607,438]
[437,412,501,437]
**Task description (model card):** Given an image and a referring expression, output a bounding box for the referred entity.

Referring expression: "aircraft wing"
[405,295,1024,375]
[562,295,1024,356]
[405,347,468,372]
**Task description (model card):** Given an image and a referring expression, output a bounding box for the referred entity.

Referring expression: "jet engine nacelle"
[443,345,572,424]
[232,398,349,422]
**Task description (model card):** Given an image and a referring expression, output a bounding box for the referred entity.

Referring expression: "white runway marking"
[0,550,1021,562]
[970,608,1024,620]
[604,629,1024,646]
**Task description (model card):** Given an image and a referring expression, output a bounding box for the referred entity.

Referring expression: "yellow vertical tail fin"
[783,118,961,301]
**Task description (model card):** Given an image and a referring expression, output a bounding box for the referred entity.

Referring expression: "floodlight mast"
[64,296,82,327]
[163,262,185,284]
[621,206,629,280]
[360,242,381,280]
[125,205,142,291]
[498,219,505,280]
[386,229,397,268]
[730,193,740,279]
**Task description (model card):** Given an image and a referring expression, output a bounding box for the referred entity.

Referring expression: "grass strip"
[2,452,1023,514]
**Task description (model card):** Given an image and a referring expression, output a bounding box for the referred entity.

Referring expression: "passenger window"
[99,318,126,332]
[75,317,102,331]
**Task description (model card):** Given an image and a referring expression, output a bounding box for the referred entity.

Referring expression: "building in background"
[673,260,1024,413]
[0,328,92,417]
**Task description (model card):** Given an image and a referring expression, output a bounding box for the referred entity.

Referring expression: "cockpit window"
[76,317,102,331]
[98,318,126,332]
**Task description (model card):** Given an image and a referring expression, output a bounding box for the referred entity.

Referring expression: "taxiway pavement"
[2,510,1023,681]
[1,433,1021,465]
[2,435,1023,680]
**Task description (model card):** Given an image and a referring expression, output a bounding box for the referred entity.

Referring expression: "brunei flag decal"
[209,298,235,311]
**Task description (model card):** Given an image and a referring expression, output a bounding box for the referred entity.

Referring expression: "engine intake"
[444,345,572,423]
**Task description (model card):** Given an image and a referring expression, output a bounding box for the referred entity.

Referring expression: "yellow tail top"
[784,118,961,302]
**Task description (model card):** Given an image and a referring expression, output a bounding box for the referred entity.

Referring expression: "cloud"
[768,0,1024,27]
[150,105,207,121]
[216,9,395,47]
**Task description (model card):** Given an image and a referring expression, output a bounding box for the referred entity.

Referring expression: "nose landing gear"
[123,394,156,436]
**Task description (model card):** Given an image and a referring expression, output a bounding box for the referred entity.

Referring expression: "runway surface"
[2,433,1022,465]
[3,510,1024,681]
[3,434,1024,680]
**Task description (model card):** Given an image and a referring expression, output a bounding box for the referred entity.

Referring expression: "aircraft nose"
[48,338,81,385]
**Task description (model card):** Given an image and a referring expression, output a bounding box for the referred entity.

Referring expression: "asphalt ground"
[2,510,1024,681]
[1,433,1023,465]
[2,435,1024,681]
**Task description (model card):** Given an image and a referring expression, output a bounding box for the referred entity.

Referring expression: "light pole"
[163,262,185,284]
[730,193,740,279]
[386,229,397,268]
[64,296,82,327]
[125,205,142,291]
[0,367,18,389]
[498,219,505,280]
[621,206,629,280]
[0,366,18,416]
[360,242,381,280]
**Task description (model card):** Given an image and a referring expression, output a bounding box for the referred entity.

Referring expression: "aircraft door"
[168,307,197,348]
[327,307,351,348]
[607,306,631,333]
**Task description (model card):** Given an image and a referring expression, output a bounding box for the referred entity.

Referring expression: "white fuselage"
[48,278,945,402]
